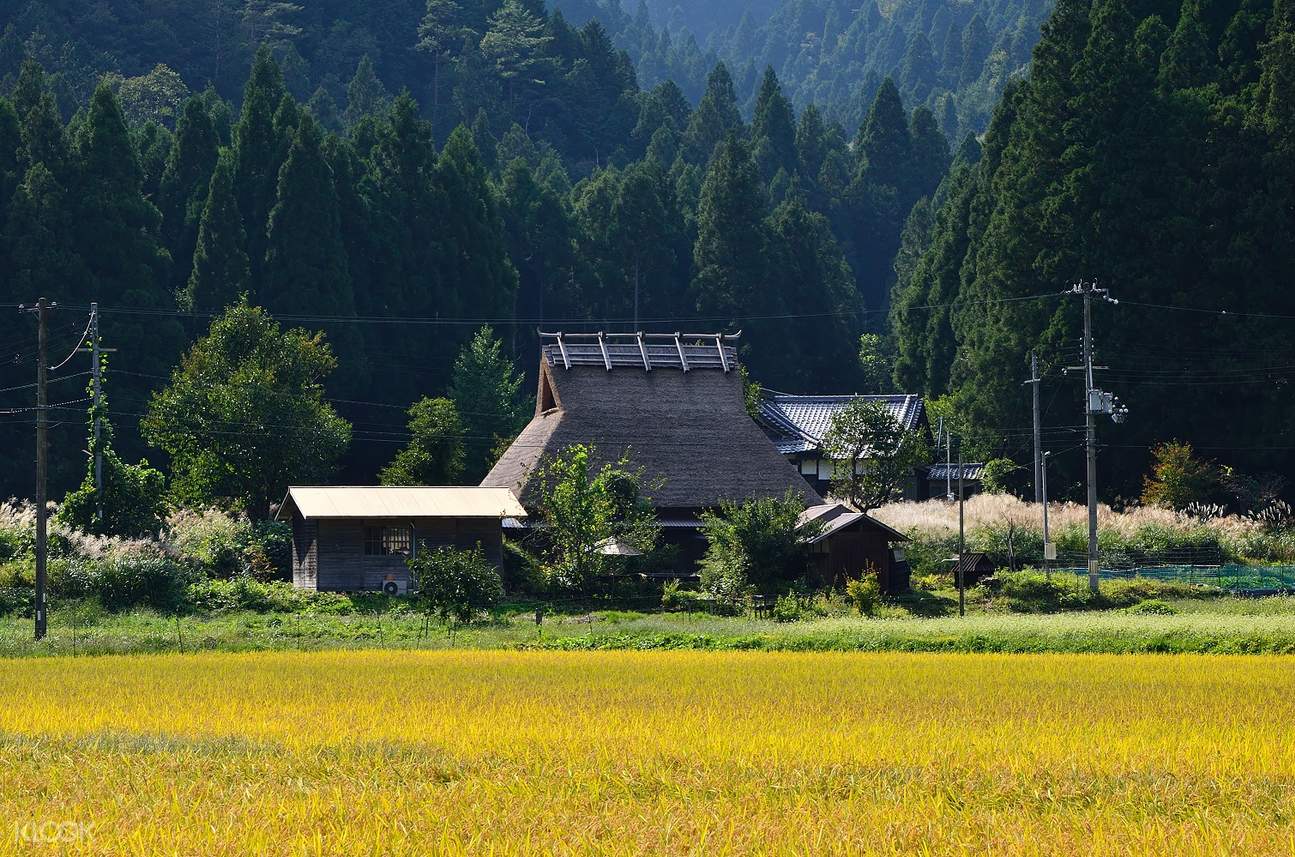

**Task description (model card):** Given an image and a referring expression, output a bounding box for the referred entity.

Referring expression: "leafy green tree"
[449,326,528,482]
[183,149,250,312]
[699,491,812,600]
[142,300,351,518]
[407,544,503,632]
[982,458,1023,496]
[57,359,167,539]
[821,398,930,511]
[1141,442,1218,511]
[111,64,191,127]
[858,333,894,394]
[380,397,467,486]
[535,444,658,592]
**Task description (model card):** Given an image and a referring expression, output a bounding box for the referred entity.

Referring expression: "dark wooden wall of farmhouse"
[292,515,505,592]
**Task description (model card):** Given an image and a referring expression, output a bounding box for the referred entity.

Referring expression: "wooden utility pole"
[22,298,52,640]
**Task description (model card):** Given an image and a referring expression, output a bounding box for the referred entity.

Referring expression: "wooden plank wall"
[294,517,506,592]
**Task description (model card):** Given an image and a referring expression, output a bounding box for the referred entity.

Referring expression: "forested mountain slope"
[891,0,1295,495]
[553,0,1055,142]
[0,0,951,496]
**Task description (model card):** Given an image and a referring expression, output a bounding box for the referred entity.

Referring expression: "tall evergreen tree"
[158,96,219,289]
[262,113,353,317]
[380,397,467,486]
[232,47,290,285]
[183,149,250,312]
[343,55,392,128]
[751,67,797,182]
[448,326,527,482]
[855,77,912,185]
[435,126,517,325]
[691,137,772,357]
[1160,0,1215,89]
[683,63,743,164]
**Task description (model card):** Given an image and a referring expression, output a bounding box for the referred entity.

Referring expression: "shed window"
[365,526,412,556]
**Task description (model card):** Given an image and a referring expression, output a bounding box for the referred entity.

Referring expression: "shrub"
[185,578,354,614]
[661,580,716,613]
[57,549,200,613]
[773,593,807,623]
[846,576,880,616]
[1126,599,1179,615]
[408,545,503,626]
[699,556,753,612]
[167,509,251,578]
[245,521,291,582]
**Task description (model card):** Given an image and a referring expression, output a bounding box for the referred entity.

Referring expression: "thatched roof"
[483,336,822,511]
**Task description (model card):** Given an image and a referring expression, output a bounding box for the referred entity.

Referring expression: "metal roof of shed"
[279,487,526,521]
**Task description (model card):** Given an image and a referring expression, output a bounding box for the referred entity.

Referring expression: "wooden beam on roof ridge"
[636,332,651,371]
[555,333,571,370]
[597,331,612,371]
[716,334,730,372]
[673,333,689,372]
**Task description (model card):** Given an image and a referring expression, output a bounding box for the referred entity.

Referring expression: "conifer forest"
[2,0,1295,504]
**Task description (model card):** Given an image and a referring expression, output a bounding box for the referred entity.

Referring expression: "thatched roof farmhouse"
[483,332,822,516]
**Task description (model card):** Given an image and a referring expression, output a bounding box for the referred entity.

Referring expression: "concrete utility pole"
[1026,351,1043,504]
[1042,450,1053,580]
[90,303,102,524]
[1066,282,1128,595]
[957,438,966,618]
[21,298,52,640]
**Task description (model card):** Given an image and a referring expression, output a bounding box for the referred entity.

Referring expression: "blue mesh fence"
[1049,563,1295,592]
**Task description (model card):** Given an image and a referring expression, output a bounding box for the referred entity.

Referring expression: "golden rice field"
[1,651,1294,855]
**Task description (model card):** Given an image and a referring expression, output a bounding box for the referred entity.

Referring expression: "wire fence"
[1048,561,1295,593]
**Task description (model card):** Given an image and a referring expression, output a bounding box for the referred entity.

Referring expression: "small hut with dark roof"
[483,332,823,567]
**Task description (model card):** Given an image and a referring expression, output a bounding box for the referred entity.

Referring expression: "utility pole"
[957,438,966,618]
[945,419,953,502]
[21,298,53,640]
[1066,282,1128,595]
[1041,450,1052,580]
[90,303,103,524]
[1026,351,1043,504]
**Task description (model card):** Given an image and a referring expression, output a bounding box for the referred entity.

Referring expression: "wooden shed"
[800,504,912,594]
[277,487,526,594]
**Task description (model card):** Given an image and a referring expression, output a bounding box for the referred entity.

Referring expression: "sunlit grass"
[1,650,1293,854]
